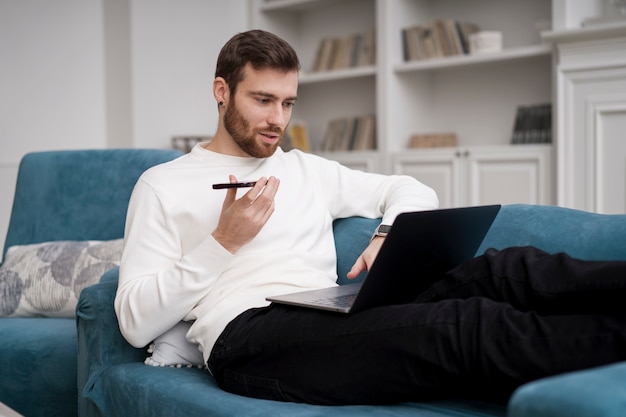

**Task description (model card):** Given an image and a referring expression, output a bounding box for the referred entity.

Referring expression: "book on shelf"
[321,115,376,152]
[409,132,457,148]
[287,121,311,152]
[511,104,552,144]
[402,20,480,62]
[282,121,311,152]
[312,29,375,72]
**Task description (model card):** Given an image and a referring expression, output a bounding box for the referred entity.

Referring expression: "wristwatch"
[371,224,392,240]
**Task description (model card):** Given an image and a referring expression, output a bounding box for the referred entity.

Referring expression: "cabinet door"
[466,146,552,206]
[392,146,552,208]
[391,149,461,208]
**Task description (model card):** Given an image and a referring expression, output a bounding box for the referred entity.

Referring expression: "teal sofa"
[0,149,183,417]
[77,204,626,417]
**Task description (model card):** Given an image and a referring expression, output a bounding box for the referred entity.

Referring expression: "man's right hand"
[212,175,280,253]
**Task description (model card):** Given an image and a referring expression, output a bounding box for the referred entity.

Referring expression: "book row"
[402,19,480,61]
[321,115,376,152]
[311,29,376,72]
[511,104,552,144]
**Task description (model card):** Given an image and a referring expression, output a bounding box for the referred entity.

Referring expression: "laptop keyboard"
[312,293,357,308]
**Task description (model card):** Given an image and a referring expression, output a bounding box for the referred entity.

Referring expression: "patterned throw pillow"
[0,240,123,317]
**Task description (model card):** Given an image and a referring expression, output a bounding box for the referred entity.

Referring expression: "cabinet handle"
[455,150,470,158]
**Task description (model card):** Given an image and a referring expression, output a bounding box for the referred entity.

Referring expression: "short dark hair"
[215,30,301,94]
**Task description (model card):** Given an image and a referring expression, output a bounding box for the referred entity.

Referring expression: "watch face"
[374,224,392,237]
[378,224,392,234]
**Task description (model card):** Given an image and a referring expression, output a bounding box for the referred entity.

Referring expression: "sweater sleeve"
[317,156,439,223]
[114,178,233,348]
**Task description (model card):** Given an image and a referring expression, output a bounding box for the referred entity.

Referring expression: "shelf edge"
[394,44,552,73]
[299,66,376,84]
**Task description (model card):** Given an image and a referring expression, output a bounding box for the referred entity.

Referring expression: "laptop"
[266,204,501,313]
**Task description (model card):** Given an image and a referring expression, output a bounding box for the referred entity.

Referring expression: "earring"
[219,101,224,106]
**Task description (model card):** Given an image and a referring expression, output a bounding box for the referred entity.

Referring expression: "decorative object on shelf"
[402,20,480,61]
[311,29,375,72]
[409,132,458,148]
[321,115,376,152]
[511,103,552,144]
[469,31,503,54]
[172,136,212,153]
[283,121,311,152]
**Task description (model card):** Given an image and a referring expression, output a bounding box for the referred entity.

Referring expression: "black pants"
[207,247,626,405]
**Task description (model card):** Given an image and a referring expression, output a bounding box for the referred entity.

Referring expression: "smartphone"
[212,181,257,190]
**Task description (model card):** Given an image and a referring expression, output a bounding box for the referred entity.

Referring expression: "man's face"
[223,64,298,158]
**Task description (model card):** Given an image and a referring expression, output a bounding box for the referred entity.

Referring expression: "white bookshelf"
[249,0,559,206]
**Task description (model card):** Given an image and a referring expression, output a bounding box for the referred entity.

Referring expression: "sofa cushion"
[0,317,77,417]
[0,239,123,317]
[93,363,505,417]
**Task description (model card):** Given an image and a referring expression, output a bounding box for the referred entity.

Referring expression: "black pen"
[212,181,257,189]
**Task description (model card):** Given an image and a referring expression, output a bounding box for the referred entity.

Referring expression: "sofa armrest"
[77,267,145,417]
[508,362,626,417]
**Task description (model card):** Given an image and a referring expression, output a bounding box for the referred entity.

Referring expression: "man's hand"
[346,236,385,279]
[212,175,279,253]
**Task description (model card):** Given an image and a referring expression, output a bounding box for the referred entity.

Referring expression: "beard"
[223,99,283,158]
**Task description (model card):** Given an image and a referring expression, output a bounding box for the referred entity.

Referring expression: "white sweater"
[115,144,438,362]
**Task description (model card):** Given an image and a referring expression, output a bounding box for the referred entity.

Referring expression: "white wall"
[0,1,107,158]
[0,0,247,249]
[131,0,247,148]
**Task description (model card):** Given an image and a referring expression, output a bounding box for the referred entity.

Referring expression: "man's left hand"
[346,236,385,279]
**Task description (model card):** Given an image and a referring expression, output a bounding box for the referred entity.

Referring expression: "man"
[116,30,626,405]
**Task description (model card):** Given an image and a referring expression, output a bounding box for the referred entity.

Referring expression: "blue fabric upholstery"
[508,363,626,417]
[0,318,76,417]
[332,216,380,285]
[477,204,626,260]
[0,149,182,417]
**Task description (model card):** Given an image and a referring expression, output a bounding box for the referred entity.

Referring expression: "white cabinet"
[543,23,626,213]
[391,145,552,208]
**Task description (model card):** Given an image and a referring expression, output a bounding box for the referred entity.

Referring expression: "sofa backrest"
[478,204,626,260]
[3,149,182,260]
